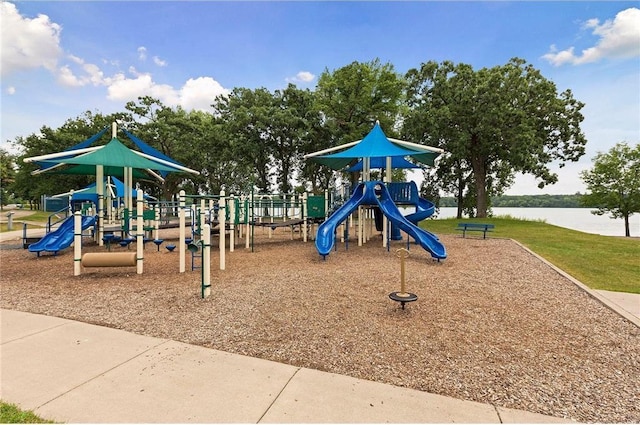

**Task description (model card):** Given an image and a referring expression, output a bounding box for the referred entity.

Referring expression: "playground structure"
[306,121,446,261]
[173,189,328,274]
[22,120,445,302]
[315,181,446,260]
[23,122,200,253]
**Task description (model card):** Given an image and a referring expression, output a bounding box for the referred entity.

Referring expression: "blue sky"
[2,1,639,195]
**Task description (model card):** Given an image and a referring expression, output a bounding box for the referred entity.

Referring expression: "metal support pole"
[219,190,226,270]
[136,189,143,274]
[179,190,186,273]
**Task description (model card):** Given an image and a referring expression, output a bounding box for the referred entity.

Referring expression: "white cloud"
[137,46,147,61]
[543,7,640,66]
[83,62,107,86]
[286,70,316,84]
[2,3,228,113]
[107,74,228,111]
[107,73,178,105]
[128,66,142,77]
[153,56,167,67]
[56,55,110,87]
[68,54,84,65]
[180,77,229,110]
[57,65,83,87]
[0,2,63,76]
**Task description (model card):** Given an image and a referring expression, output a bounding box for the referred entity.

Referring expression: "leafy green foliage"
[212,87,282,192]
[124,97,222,197]
[440,194,587,208]
[404,58,587,218]
[0,148,17,208]
[581,142,640,237]
[314,59,406,188]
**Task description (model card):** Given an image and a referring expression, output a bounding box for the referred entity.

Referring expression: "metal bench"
[456,223,495,239]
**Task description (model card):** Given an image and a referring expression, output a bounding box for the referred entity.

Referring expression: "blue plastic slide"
[390,196,435,240]
[315,182,446,260]
[28,215,96,255]
[375,189,446,259]
[315,184,367,256]
[405,197,435,225]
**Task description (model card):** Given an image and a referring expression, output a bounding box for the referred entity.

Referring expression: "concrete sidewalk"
[0,309,571,423]
[0,227,45,243]
[594,289,640,323]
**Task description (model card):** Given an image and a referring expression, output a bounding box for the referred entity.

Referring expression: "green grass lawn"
[9,210,52,222]
[422,216,640,294]
[0,401,54,423]
[0,210,49,233]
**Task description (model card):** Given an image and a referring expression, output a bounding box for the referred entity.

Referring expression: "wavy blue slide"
[315,184,367,257]
[405,197,435,224]
[28,215,96,255]
[376,190,446,259]
[389,196,435,240]
[315,182,446,260]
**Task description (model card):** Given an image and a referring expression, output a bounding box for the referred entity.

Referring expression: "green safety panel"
[124,209,155,220]
[307,196,325,218]
[81,202,93,215]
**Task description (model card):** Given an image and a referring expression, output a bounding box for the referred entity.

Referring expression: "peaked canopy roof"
[57,138,180,170]
[27,135,199,180]
[306,122,443,171]
[35,127,109,173]
[123,129,184,178]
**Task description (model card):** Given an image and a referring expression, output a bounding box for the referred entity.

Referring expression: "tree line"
[1,57,589,217]
[439,194,590,208]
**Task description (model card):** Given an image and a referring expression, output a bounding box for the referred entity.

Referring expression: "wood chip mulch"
[1,228,638,423]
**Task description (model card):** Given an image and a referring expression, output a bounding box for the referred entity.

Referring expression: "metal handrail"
[46,207,70,232]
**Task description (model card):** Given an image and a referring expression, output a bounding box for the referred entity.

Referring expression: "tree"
[315,58,405,142]
[403,58,587,217]
[212,87,276,193]
[270,84,316,193]
[580,142,640,237]
[125,97,218,198]
[0,148,16,209]
[11,111,129,208]
[314,59,406,188]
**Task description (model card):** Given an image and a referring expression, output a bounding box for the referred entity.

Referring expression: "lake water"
[435,207,640,237]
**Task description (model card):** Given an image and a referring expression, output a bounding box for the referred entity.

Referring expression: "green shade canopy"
[56,138,181,171]
[35,138,190,179]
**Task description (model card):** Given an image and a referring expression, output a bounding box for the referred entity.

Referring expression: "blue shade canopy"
[35,126,109,171]
[309,122,441,170]
[123,129,183,177]
[346,156,421,172]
